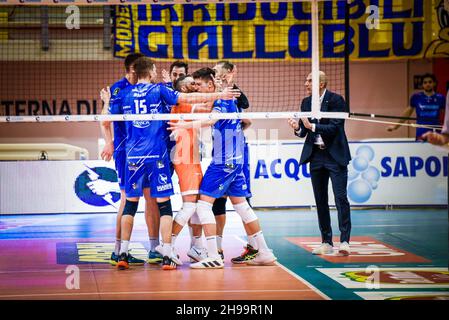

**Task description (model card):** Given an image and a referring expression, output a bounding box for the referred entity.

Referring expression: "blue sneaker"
[147,250,163,264]
[116,252,145,270]
[110,252,119,266]
[117,252,129,270]
[128,253,145,265]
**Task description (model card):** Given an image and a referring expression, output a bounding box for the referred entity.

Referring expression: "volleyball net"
[0,0,349,122]
[0,1,444,134]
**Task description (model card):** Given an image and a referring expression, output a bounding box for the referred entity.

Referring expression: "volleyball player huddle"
[100,55,277,270]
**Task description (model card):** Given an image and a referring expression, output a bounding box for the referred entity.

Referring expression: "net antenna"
[311,0,321,119]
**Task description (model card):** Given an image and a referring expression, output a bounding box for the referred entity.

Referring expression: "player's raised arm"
[167,110,220,132]
[177,86,240,105]
[161,69,171,83]
[191,103,212,113]
[100,86,111,111]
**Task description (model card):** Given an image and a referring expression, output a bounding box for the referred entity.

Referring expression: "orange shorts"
[174,163,203,195]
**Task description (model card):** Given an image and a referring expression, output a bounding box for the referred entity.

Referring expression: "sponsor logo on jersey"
[156,173,172,192]
[158,173,168,185]
[133,120,151,128]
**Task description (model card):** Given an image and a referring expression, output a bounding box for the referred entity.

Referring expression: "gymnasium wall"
[0,59,436,159]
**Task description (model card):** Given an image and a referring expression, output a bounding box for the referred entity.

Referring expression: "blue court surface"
[0,208,447,300]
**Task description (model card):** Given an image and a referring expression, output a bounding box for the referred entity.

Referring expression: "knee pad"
[212,197,227,216]
[157,200,173,217]
[190,212,201,225]
[174,202,197,227]
[233,201,258,224]
[196,200,216,225]
[122,200,139,217]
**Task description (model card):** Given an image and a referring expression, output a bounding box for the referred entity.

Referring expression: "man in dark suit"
[288,71,352,255]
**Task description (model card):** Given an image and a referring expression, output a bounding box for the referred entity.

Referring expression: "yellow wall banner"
[113,1,447,61]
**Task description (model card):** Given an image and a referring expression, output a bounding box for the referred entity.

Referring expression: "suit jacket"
[234,84,249,111]
[295,90,351,166]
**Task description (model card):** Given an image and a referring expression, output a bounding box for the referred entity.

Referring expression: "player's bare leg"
[116,195,145,270]
[188,221,206,262]
[212,197,227,259]
[110,189,126,265]
[229,196,277,266]
[171,194,198,235]
[215,214,226,259]
[191,223,203,242]
[115,190,126,242]
[170,194,206,263]
[212,196,262,264]
[229,221,260,264]
[143,189,162,263]
[156,196,178,270]
[190,194,224,269]
[188,220,204,250]
[120,210,134,243]
[170,194,207,263]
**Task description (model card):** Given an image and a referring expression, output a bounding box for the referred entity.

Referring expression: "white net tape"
[1,112,443,132]
[0,111,349,123]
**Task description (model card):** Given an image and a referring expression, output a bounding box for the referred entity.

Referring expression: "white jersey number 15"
[134,100,147,114]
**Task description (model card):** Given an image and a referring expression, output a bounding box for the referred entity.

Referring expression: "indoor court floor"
[0,208,448,300]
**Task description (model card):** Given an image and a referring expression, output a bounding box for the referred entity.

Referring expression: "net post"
[344,0,350,113]
[311,0,320,119]
[40,6,49,51]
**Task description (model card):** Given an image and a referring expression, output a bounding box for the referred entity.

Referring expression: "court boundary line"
[0,265,282,274]
[234,235,331,300]
[0,289,315,299]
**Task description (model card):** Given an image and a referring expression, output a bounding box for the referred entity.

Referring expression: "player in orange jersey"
[167,75,211,263]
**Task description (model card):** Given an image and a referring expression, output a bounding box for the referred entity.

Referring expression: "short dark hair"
[174,74,192,92]
[192,67,215,84]
[216,60,234,72]
[422,73,437,83]
[169,60,189,74]
[133,57,156,80]
[124,53,145,72]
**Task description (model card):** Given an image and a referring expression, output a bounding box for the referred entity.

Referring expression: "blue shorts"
[114,150,126,190]
[125,157,174,198]
[200,163,250,199]
[242,142,252,196]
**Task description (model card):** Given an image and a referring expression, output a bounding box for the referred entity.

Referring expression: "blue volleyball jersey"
[122,82,180,162]
[410,92,445,138]
[108,77,131,152]
[211,99,245,166]
[163,82,177,158]
[164,82,174,89]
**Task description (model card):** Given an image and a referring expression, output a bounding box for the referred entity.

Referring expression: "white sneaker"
[246,250,277,266]
[190,256,224,269]
[187,246,207,263]
[312,243,334,255]
[338,242,350,256]
[171,247,183,266]
[155,244,163,256]
[155,244,183,265]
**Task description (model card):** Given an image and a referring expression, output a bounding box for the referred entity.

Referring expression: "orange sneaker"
[117,253,129,270]
[161,256,177,270]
